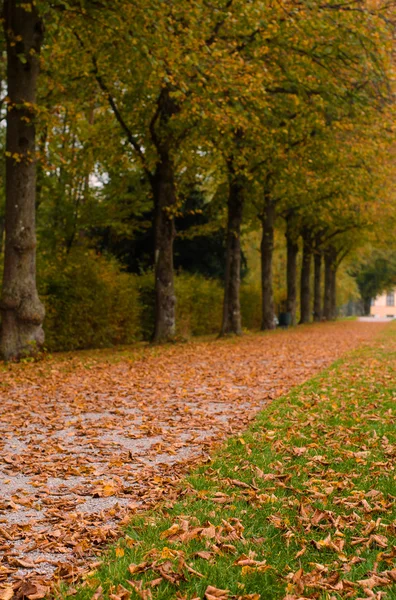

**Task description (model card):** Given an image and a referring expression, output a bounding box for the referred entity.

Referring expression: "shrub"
[240,280,261,330]
[38,250,142,351]
[175,272,223,337]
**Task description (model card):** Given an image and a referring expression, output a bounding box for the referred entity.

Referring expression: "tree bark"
[313,250,322,322]
[0,0,45,360]
[149,87,180,343]
[220,173,244,336]
[260,193,275,330]
[151,153,177,343]
[299,228,313,324]
[285,211,298,326]
[0,217,4,255]
[323,246,336,320]
[330,262,337,320]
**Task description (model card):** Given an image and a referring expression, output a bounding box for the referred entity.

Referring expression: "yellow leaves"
[160,547,179,559]
[160,523,180,539]
[4,152,23,163]
[92,480,120,497]
[125,535,138,549]
[128,562,150,575]
[235,553,270,576]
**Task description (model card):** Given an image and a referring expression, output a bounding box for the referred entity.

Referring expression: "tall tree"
[220,158,244,336]
[299,226,314,324]
[285,210,299,326]
[0,0,45,360]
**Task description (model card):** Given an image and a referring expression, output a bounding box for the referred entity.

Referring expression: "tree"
[0,0,45,360]
[351,251,396,315]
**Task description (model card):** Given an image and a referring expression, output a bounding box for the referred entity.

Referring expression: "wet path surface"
[0,321,387,592]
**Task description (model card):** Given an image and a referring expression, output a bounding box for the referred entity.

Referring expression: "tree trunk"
[363,298,371,316]
[152,153,177,343]
[0,0,45,361]
[0,217,4,255]
[313,250,322,322]
[260,194,275,330]
[285,212,298,326]
[220,175,244,336]
[323,246,336,320]
[330,264,337,320]
[299,228,313,324]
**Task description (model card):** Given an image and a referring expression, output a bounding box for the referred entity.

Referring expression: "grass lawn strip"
[60,325,396,600]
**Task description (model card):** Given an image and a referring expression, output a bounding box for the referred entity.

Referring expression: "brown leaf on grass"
[184,563,204,578]
[155,560,185,585]
[311,509,328,526]
[234,554,267,569]
[194,551,213,560]
[227,479,252,490]
[128,562,151,575]
[212,493,233,504]
[267,514,286,529]
[147,578,162,588]
[205,585,229,600]
[160,524,180,539]
[109,584,131,600]
[201,524,217,539]
[295,546,307,558]
[92,586,103,600]
[368,534,388,548]
[126,580,152,600]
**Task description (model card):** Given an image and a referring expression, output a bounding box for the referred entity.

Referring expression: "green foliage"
[36,250,265,351]
[39,250,142,351]
[35,246,364,353]
[351,250,396,307]
[175,273,223,338]
[240,281,261,331]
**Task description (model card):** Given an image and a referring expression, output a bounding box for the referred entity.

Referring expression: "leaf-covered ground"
[60,321,395,600]
[0,321,389,599]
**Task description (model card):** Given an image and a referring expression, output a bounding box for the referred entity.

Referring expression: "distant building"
[370,289,396,318]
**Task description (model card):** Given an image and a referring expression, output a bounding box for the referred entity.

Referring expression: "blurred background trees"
[0,0,395,357]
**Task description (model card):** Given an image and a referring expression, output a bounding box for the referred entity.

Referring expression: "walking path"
[0,321,387,594]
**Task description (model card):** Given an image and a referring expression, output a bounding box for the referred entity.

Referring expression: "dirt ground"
[0,321,387,592]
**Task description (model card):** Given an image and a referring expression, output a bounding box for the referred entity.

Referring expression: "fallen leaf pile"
[0,321,388,597]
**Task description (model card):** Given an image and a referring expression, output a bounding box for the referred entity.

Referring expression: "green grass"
[60,324,396,600]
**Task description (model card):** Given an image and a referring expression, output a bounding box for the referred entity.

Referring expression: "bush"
[175,272,223,337]
[1,249,262,353]
[240,281,261,330]
[39,250,142,351]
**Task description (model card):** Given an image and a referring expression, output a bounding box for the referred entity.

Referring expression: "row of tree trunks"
[220,167,244,336]
[0,0,45,361]
[260,192,275,330]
